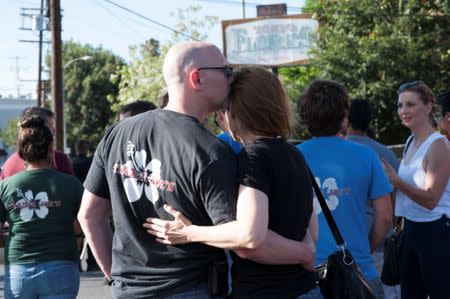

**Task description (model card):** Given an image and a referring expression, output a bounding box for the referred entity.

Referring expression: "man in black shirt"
[78,41,237,298]
[71,140,93,183]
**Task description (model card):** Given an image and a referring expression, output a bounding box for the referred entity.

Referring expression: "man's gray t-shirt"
[346,135,399,171]
[347,135,398,234]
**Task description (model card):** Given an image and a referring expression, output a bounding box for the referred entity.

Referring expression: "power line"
[103,0,199,41]
[94,0,166,37]
[93,0,149,40]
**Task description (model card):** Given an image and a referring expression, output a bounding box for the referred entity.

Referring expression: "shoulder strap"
[307,167,345,247]
[403,135,414,158]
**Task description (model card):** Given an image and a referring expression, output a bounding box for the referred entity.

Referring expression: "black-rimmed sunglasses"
[398,80,424,93]
[197,66,233,78]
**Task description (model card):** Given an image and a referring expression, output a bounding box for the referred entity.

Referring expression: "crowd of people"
[0,41,449,299]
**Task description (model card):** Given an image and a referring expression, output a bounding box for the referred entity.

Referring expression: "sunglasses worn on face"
[197,66,233,78]
[398,80,424,93]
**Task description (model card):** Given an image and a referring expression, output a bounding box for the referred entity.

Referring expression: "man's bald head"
[162,41,231,120]
[163,41,224,88]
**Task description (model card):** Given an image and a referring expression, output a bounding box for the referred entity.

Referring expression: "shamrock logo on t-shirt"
[15,188,49,221]
[123,141,161,205]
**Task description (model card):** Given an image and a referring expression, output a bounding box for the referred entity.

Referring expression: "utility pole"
[50,0,64,151]
[241,0,246,18]
[37,0,46,106]
[19,4,50,105]
[9,56,25,98]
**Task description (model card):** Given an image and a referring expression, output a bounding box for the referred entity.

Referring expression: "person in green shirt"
[0,115,83,299]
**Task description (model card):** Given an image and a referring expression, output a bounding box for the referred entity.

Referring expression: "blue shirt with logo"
[297,136,392,280]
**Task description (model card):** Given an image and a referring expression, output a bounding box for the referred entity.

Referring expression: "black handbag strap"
[308,167,346,247]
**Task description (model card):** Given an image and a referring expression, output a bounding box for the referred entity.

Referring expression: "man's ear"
[189,70,201,91]
[341,114,349,131]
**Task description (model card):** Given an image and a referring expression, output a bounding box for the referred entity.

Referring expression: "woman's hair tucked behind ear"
[17,115,53,163]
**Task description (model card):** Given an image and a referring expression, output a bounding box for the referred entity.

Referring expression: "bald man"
[78,42,237,298]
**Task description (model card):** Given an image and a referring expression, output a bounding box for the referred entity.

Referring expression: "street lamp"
[63,55,92,69]
[62,55,93,153]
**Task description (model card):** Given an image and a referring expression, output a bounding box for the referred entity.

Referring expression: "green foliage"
[279,65,318,140]
[170,5,219,43]
[114,5,219,113]
[52,40,125,149]
[0,119,18,151]
[113,38,166,111]
[304,0,450,144]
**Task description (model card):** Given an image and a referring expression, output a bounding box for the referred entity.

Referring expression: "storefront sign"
[222,14,318,66]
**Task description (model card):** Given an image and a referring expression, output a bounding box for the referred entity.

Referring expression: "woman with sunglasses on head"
[382,81,450,299]
[144,66,320,299]
[0,116,83,299]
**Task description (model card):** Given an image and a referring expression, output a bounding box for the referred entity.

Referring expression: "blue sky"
[1,0,304,99]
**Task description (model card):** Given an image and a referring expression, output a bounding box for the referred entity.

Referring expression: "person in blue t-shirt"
[296,80,393,299]
[346,98,401,299]
[215,109,242,154]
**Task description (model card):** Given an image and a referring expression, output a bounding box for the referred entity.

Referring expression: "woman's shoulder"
[421,133,450,166]
[428,134,450,155]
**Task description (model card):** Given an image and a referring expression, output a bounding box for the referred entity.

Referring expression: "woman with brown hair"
[383,81,450,299]
[0,116,83,299]
[144,66,319,298]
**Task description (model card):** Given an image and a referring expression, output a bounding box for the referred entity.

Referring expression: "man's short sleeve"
[83,135,111,199]
[198,155,238,225]
[368,150,393,200]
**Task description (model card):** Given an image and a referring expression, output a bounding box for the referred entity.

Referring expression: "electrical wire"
[93,0,151,41]
[97,1,166,36]
[103,0,199,41]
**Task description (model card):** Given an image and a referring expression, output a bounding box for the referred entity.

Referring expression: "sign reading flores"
[223,14,319,66]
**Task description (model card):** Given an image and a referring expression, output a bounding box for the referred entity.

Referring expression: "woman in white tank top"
[382,81,450,299]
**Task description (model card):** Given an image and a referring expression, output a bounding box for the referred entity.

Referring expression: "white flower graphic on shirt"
[123,141,161,204]
[313,177,339,215]
[16,188,49,221]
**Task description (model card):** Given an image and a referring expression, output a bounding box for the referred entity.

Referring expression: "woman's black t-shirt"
[231,137,316,299]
